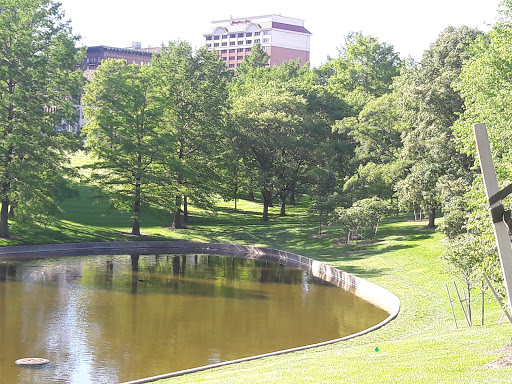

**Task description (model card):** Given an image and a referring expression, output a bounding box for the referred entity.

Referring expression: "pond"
[0,253,388,383]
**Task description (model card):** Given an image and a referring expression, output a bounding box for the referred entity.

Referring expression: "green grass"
[2,176,512,382]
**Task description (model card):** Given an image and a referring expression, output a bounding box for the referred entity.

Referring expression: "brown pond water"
[0,254,388,383]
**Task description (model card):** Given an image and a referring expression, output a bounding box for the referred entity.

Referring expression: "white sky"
[58,0,503,68]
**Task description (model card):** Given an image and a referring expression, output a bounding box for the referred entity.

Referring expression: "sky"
[58,0,503,68]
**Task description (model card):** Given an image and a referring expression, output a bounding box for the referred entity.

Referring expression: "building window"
[263,38,269,43]
[207,44,212,47]
[222,57,227,61]
[206,36,212,40]
[229,49,235,53]
[237,63,241,67]
[214,43,219,47]
[246,40,252,44]
[229,56,235,60]
[263,46,269,51]
[238,41,243,45]
[255,39,260,43]
[237,48,244,52]
[238,33,244,38]
[255,32,260,36]
[214,35,220,40]
[222,35,227,39]
[229,63,235,68]
[221,50,227,54]
[246,32,252,37]
[230,42,235,46]
[263,30,270,35]
[222,42,227,46]
[230,34,236,38]
[237,56,243,60]
[245,48,251,52]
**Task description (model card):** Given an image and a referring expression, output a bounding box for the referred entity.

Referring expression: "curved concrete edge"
[0,241,400,383]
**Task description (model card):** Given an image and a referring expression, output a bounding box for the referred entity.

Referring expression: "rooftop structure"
[204,14,311,68]
[80,44,156,79]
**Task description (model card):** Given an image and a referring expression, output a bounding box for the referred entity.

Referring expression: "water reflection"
[0,254,387,383]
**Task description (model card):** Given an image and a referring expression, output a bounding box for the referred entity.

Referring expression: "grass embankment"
[1,162,511,382]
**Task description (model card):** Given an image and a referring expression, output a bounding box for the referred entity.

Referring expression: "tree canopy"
[0,0,83,238]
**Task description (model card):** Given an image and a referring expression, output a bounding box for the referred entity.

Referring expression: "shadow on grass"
[59,184,171,228]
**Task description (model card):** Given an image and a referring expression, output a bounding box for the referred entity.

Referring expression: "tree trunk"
[0,196,9,239]
[248,191,255,201]
[234,180,238,211]
[172,196,184,229]
[183,196,189,224]
[131,182,141,235]
[289,191,296,205]
[427,207,436,228]
[279,192,287,217]
[262,190,272,222]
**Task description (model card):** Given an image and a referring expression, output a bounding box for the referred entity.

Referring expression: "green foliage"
[442,233,500,300]
[235,43,270,75]
[336,93,405,203]
[332,196,391,242]
[82,59,171,235]
[229,60,349,220]
[455,3,512,176]
[152,41,228,227]
[321,32,402,112]
[394,26,481,228]
[0,0,83,237]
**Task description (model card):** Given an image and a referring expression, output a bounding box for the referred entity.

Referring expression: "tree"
[455,1,512,171]
[230,80,308,221]
[236,43,270,74]
[82,59,170,235]
[152,41,228,228]
[335,93,405,204]
[394,26,481,228]
[309,170,339,235]
[320,32,402,113]
[448,2,512,298]
[0,0,83,238]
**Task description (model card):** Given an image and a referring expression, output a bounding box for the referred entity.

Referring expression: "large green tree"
[0,0,83,238]
[336,93,405,204]
[82,59,170,235]
[319,32,402,113]
[230,79,308,221]
[395,26,482,228]
[152,41,228,229]
[455,1,512,169]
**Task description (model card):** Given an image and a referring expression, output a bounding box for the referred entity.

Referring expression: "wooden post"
[446,283,459,329]
[473,123,512,308]
[482,272,512,325]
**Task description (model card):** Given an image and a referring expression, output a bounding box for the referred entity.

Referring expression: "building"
[80,43,156,80]
[204,14,311,68]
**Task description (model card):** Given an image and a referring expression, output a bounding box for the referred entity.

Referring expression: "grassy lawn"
[2,179,512,382]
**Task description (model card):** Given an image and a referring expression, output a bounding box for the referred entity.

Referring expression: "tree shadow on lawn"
[59,184,171,228]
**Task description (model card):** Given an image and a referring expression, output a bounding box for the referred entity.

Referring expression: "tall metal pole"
[473,123,512,307]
